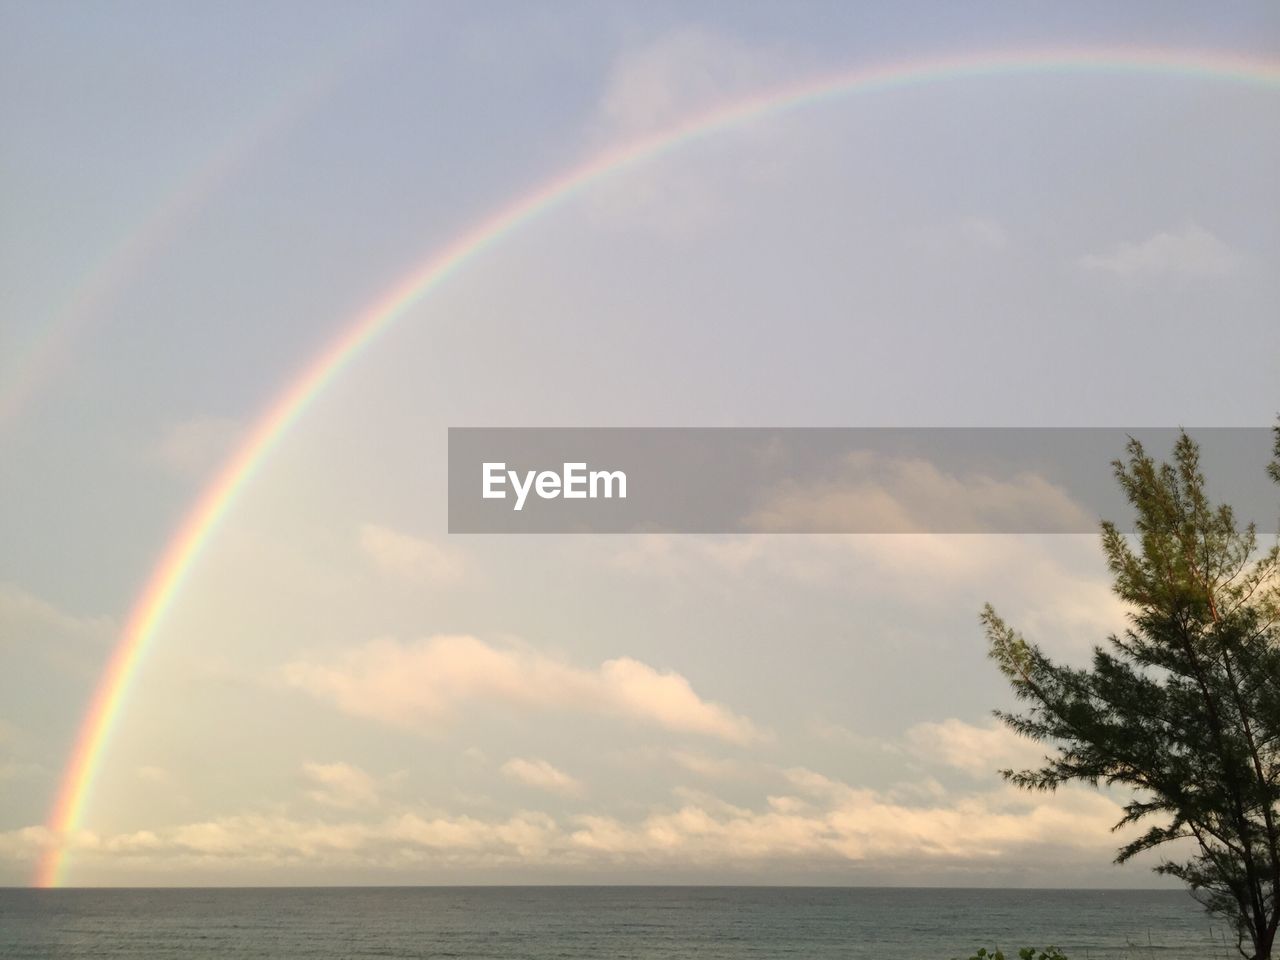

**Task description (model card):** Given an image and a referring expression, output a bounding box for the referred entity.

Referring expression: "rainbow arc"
[36,46,1280,887]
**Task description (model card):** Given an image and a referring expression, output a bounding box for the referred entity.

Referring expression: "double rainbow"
[36,46,1280,887]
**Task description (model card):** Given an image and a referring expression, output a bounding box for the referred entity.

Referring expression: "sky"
[1,1,1278,886]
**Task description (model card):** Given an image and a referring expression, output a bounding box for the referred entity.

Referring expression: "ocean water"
[0,887,1239,959]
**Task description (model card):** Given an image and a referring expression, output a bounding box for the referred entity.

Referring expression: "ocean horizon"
[0,885,1238,958]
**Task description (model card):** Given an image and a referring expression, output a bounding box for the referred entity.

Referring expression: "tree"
[983,426,1280,959]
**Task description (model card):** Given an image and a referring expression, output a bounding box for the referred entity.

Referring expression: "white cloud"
[905,718,1047,778]
[153,416,242,476]
[302,761,380,809]
[357,524,463,584]
[0,825,54,862]
[1078,223,1239,279]
[0,775,1138,876]
[284,635,762,745]
[501,757,582,796]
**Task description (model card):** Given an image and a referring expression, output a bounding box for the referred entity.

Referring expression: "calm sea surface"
[0,887,1240,959]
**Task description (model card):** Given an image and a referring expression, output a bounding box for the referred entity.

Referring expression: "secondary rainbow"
[0,27,385,429]
[36,46,1280,887]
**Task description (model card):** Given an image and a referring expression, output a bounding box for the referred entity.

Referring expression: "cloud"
[0,774,1138,878]
[302,761,380,809]
[584,28,795,239]
[284,635,762,745]
[905,718,1047,778]
[1078,223,1239,279]
[595,27,788,139]
[611,535,768,580]
[745,451,1094,533]
[357,524,463,584]
[606,533,1128,653]
[0,825,54,862]
[501,758,582,796]
[0,583,115,680]
[571,778,1122,864]
[806,718,893,752]
[0,812,562,866]
[0,583,113,649]
[669,750,751,781]
[153,416,242,476]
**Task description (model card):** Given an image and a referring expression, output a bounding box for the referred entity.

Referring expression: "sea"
[0,887,1242,959]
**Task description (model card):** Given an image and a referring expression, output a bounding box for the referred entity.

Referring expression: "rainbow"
[36,46,1280,887]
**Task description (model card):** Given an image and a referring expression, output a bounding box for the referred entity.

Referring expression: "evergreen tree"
[984,426,1280,959]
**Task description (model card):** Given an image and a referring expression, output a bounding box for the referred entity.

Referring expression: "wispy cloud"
[0,583,115,680]
[302,761,381,809]
[607,533,1127,652]
[595,27,788,140]
[501,757,582,796]
[905,718,1046,778]
[1078,223,1239,279]
[745,452,1093,533]
[152,416,242,477]
[357,524,463,585]
[584,28,795,239]
[0,583,114,649]
[669,749,751,781]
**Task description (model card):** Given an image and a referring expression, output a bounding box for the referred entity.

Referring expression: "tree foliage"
[984,426,1280,959]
